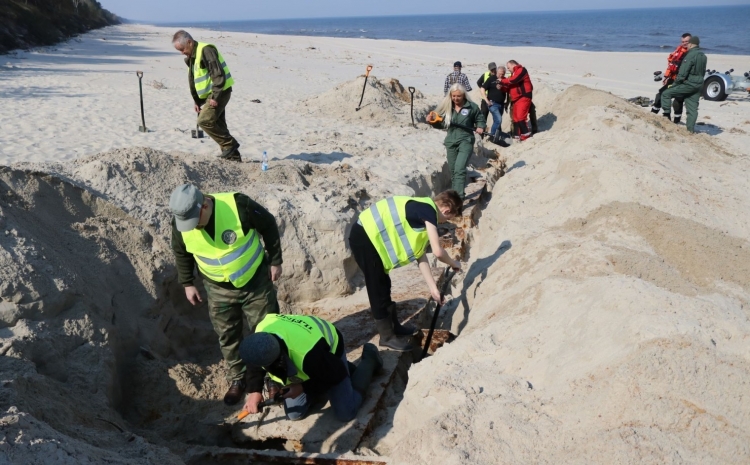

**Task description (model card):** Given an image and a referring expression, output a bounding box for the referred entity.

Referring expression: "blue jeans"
[283,352,362,422]
[488,103,504,136]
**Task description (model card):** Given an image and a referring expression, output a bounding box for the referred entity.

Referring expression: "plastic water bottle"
[261,151,268,171]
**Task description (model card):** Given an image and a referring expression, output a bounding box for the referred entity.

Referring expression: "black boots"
[673,115,682,124]
[389,303,418,336]
[375,310,415,352]
[351,343,383,395]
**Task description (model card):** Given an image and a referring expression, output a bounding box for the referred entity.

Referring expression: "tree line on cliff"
[0,0,121,54]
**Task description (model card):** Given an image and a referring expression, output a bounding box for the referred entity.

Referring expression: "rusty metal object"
[187,450,388,465]
[415,329,455,355]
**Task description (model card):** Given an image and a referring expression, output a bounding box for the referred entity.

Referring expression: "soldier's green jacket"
[673,46,707,90]
[432,100,486,145]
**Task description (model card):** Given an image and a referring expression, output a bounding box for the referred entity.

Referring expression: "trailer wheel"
[702,76,727,101]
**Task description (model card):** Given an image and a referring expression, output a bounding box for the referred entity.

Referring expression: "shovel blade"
[197,129,204,138]
[139,126,147,133]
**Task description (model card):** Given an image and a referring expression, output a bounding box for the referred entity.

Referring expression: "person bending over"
[240,314,383,422]
[348,190,463,352]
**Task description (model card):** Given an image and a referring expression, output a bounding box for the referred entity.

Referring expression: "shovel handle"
[136,70,143,79]
[408,86,415,94]
[365,65,373,77]
[237,410,250,420]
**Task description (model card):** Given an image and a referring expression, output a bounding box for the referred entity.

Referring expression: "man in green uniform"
[660,36,707,133]
[172,30,242,162]
[169,184,282,405]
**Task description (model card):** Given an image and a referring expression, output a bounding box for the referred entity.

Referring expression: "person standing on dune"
[172,30,242,162]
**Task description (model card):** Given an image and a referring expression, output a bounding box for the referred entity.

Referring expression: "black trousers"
[480,99,489,122]
[348,223,392,320]
[653,81,684,115]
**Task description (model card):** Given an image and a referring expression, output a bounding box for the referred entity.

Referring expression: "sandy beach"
[2,23,750,464]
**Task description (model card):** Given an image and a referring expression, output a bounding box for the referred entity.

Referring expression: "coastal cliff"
[0,0,120,54]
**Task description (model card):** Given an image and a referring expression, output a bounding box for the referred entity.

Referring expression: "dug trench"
[0,141,505,463]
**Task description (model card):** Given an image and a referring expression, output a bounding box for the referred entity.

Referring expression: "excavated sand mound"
[301,75,431,127]
[389,85,750,464]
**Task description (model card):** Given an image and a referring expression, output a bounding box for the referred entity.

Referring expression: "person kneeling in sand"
[239,314,383,422]
[172,30,242,162]
[348,190,463,352]
[427,84,486,199]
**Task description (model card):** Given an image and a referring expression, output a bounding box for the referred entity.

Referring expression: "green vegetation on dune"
[0,0,120,54]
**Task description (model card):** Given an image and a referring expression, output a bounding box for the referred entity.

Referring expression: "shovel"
[136,71,147,132]
[356,65,373,111]
[191,117,204,139]
[408,86,416,127]
[421,267,457,360]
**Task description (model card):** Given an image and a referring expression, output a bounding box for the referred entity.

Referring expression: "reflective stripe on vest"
[193,42,235,99]
[256,314,339,386]
[482,70,491,95]
[358,196,436,273]
[181,193,263,288]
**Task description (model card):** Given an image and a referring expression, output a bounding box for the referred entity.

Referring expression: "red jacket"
[664,45,688,80]
[500,64,533,102]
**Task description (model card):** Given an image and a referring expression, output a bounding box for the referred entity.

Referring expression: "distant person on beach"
[660,36,707,133]
[500,60,534,141]
[651,33,691,124]
[444,61,472,95]
[481,63,509,143]
[427,84,486,199]
[348,191,463,352]
[476,62,497,121]
[172,30,242,162]
[169,184,283,406]
[239,314,383,422]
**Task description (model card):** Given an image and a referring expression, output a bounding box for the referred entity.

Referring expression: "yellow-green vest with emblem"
[358,196,437,274]
[193,42,234,99]
[256,314,339,385]
[181,193,262,288]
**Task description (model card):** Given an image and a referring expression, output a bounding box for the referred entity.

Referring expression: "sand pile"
[387,85,750,464]
[301,75,431,127]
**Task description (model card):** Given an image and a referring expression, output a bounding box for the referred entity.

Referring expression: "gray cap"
[688,35,700,45]
[169,184,204,232]
[488,62,497,70]
[239,332,281,367]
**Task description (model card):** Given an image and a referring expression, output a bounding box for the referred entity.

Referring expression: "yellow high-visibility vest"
[182,193,262,288]
[256,314,339,385]
[193,42,234,99]
[358,196,437,273]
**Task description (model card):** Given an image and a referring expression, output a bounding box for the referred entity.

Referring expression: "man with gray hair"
[172,30,241,161]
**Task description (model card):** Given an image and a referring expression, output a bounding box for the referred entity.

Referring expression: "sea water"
[167,6,750,55]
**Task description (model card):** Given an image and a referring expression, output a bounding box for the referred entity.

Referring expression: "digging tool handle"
[136,71,146,131]
[421,267,457,359]
[356,65,373,110]
[409,86,416,127]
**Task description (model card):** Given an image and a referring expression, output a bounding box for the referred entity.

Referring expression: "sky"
[98,0,750,23]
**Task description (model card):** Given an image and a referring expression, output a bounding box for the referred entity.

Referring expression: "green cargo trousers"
[198,88,239,154]
[445,138,474,199]
[660,84,701,132]
[203,262,280,382]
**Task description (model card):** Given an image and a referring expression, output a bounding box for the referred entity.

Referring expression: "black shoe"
[650,107,660,114]
[224,379,246,405]
[662,112,671,119]
[219,142,241,160]
[389,304,418,336]
[673,116,681,124]
[375,316,414,352]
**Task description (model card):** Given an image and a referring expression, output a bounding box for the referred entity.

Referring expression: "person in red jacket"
[650,33,691,123]
[500,60,534,141]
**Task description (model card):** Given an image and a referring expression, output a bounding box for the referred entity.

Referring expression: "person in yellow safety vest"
[239,314,383,422]
[172,30,242,162]
[169,184,283,406]
[476,62,497,122]
[348,190,463,352]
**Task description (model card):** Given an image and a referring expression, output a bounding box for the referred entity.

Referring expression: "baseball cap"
[169,184,204,232]
[454,61,462,68]
[488,62,497,70]
[239,332,281,367]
